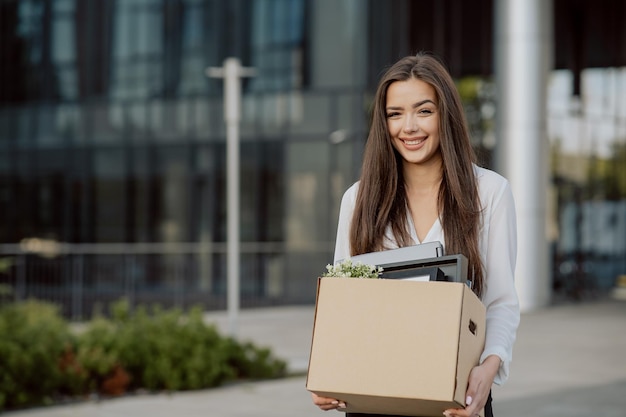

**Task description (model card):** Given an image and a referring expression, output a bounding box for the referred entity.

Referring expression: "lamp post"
[206,58,256,336]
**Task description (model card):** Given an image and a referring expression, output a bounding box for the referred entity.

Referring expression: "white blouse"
[333,165,520,385]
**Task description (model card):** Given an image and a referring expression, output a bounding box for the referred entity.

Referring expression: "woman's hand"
[311,392,347,411]
[443,355,500,417]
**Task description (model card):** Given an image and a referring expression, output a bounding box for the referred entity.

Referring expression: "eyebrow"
[386,99,436,111]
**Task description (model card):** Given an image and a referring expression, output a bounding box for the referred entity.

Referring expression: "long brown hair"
[349,52,485,296]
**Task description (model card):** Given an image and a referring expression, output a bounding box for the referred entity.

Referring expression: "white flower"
[322,258,383,279]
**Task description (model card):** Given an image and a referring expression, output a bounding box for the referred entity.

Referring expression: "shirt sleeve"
[333,183,358,263]
[479,178,521,386]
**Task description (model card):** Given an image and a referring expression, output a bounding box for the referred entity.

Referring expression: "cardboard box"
[306,277,486,417]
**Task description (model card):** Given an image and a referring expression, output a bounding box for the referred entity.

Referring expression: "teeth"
[404,138,425,145]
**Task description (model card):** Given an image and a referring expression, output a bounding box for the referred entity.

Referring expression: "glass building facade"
[0,0,624,317]
[0,0,373,316]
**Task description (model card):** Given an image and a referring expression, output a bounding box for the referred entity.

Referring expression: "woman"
[312,53,520,417]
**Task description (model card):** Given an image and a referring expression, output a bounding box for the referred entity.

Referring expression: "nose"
[402,113,419,133]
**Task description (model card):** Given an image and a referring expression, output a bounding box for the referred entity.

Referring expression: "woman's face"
[386,78,441,166]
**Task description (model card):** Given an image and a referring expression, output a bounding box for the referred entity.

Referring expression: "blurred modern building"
[0,0,625,317]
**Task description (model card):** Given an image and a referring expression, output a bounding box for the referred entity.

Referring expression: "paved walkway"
[5,296,626,417]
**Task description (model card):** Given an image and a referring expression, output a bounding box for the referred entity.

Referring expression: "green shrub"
[225,339,289,379]
[76,299,287,393]
[77,300,239,392]
[74,317,122,393]
[0,300,83,410]
[0,298,288,411]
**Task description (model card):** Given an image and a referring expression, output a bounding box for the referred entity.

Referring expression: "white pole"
[206,58,255,336]
[494,0,553,311]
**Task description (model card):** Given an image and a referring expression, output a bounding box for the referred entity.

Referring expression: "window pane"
[94,148,126,242]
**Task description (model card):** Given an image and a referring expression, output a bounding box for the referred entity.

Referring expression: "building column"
[494,0,553,311]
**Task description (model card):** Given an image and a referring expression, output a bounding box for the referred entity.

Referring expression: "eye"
[418,108,433,115]
[386,111,401,118]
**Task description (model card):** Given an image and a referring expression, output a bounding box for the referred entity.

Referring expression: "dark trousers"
[346,391,494,417]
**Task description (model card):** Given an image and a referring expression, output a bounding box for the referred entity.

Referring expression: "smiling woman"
[312,52,520,417]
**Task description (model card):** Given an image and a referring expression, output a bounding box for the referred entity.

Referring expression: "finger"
[314,399,347,411]
[311,393,335,406]
[318,403,347,411]
[316,400,337,410]
[443,406,475,417]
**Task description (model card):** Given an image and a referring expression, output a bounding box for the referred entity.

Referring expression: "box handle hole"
[468,319,477,336]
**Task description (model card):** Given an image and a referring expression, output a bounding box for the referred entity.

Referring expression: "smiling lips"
[402,137,426,146]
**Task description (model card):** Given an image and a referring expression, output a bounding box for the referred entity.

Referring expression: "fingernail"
[338,402,346,408]
[466,395,473,405]
[331,401,338,405]
[442,412,451,417]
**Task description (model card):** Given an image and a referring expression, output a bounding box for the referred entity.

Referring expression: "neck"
[402,157,443,193]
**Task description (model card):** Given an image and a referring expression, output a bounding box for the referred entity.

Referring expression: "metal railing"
[0,241,332,320]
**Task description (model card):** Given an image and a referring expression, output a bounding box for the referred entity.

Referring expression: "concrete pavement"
[4,297,626,417]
